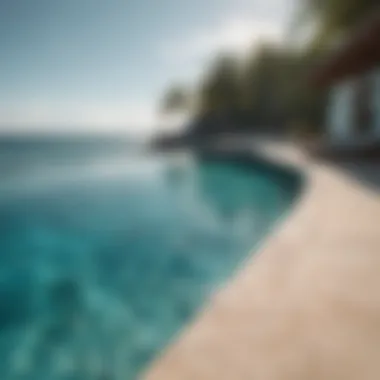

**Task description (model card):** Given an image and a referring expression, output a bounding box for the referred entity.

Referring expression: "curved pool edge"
[144,144,380,380]
[189,149,308,292]
[193,148,308,213]
[143,146,310,379]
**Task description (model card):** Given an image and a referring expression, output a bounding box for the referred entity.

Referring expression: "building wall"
[372,67,380,137]
[327,66,380,141]
[327,80,356,141]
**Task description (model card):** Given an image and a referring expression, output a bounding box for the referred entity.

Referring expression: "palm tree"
[160,85,189,115]
[157,85,191,136]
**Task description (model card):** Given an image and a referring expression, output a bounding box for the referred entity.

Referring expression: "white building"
[312,11,380,145]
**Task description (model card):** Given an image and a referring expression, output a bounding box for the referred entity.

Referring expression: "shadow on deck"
[308,140,380,193]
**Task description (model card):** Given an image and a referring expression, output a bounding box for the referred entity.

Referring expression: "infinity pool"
[0,140,300,379]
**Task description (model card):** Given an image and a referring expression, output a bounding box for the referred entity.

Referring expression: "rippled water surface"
[0,137,299,379]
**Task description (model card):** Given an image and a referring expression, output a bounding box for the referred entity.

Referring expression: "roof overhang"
[311,9,380,88]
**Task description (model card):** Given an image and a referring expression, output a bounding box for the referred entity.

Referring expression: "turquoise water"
[0,138,300,379]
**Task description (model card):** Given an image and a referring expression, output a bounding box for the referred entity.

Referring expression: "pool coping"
[144,143,380,380]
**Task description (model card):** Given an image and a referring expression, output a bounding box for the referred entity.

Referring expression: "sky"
[0,0,296,135]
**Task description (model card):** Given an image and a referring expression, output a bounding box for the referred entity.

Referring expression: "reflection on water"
[0,140,298,379]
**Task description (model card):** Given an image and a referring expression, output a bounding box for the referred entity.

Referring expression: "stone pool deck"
[144,144,380,380]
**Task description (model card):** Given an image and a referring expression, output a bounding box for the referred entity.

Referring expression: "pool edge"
[144,142,380,380]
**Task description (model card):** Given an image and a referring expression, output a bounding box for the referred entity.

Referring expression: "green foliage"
[193,45,328,134]
[159,0,376,137]
[301,0,378,47]
[198,55,240,115]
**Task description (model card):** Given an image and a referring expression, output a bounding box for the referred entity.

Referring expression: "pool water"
[0,139,300,379]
